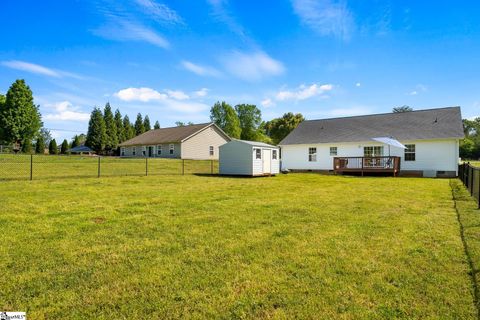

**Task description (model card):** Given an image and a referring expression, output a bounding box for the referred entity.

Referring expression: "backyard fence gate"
[458,162,480,209]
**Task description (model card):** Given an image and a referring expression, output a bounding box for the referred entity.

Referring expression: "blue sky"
[1,0,479,141]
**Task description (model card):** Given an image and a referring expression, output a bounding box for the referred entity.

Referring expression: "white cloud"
[207,0,248,42]
[356,82,361,87]
[166,90,189,100]
[115,87,168,102]
[275,83,333,101]
[181,61,221,77]
[291,0,354,41]
[261,98,275,108]
[408,84,427,96]
[135,0,184,25]
[165,100,209,113]
[114,87,208,113]
[94,19,169,48]
[44,101,90,121]
[221,50,285,81]
[194,88,209,97]
[1,60,84,79]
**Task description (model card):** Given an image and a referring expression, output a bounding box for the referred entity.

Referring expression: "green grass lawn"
[1,174,479,319]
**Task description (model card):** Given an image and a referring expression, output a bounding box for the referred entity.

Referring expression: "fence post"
[146,157,148,176]
[98,157,101,178]
[182,159,185,175]
[471,166,474,196]
[211,160,213,174]
[30,154,33,181]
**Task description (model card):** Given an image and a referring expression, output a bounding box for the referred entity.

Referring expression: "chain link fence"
[0,154,219,181]
[459,162,480,209]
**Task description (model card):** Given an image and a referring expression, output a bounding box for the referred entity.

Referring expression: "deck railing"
[333,156,401,176]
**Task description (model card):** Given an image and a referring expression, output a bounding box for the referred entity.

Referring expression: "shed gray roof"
[119,123,229,146]
[279,107,464,145]
[231,139,278,148]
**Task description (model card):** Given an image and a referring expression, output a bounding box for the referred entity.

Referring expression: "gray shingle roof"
[119,123,227,146]
[232,139,278,148]
[279,107,464,145]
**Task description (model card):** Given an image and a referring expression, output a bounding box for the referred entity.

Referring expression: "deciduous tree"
[234,104,262,141]
[264,112,305,144]
[210,101,241,138]
[0,80,41,148]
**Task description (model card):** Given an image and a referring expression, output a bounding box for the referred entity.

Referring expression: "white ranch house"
[279,107,464,177]
[119,123,230,160]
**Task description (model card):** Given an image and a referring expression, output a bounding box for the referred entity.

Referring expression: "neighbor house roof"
[68,145,94,153]
[279,107,464,145]
[119,123,229,146]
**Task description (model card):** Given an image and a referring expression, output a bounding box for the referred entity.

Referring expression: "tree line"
[209,101,304,145]
[84,104,160,153]
[461,118,480,160]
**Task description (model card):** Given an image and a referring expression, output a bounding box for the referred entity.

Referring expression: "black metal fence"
[0,154,218,181]
[458,162,480,209]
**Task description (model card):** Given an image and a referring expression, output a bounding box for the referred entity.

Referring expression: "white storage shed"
[219,140,280,176]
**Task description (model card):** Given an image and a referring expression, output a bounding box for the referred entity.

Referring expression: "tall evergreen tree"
[35,135,45,154]
[0,80,42,148]
[49,139,58,155]
[71,135,80,148]
[22,139,33,153]
[234,104,262,141]
[210,101,241,138]
[85,107,107,153]
[135,113,145,135]
[143,115,151,131]
[114,109,125,143]
[123,115,135,140]
[154,120,160,129]
[103,103,118,152]
[61,139,69,154]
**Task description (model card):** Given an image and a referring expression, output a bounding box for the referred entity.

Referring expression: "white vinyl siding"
[280,139,459,175]
[181,125,229,160]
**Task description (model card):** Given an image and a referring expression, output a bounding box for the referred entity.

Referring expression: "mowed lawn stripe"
[0,174,477,319]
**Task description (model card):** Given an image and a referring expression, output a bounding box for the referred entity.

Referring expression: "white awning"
[371,137,406,149]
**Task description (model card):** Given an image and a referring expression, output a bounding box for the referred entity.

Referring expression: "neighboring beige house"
[119,123,230,159]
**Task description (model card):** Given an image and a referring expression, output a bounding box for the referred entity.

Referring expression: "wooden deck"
[333,156,401,177]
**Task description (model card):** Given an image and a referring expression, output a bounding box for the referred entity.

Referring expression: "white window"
[209,146,214,156]
[255,148,261,159]
[308,147,317,162]
[272,150,277,160]
[169,144,174,155]
[404,144,415,161]
[121,147,125,156]
[330,147,337,156]
[132,146,136,156]
[142,146,146,156]
[364,146,383,157]
[157,145,162,155]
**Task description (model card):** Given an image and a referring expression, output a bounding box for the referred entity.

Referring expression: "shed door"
[263,149,271,173]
